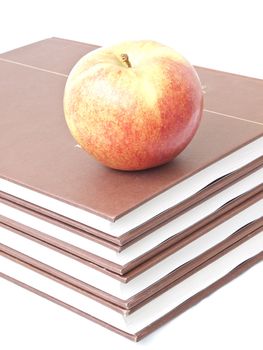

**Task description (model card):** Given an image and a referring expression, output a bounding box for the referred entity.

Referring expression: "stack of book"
[0,38,262,341]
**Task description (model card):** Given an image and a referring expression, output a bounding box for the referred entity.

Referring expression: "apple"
[63,40,203,171]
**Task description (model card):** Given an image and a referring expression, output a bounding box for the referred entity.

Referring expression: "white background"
[0,0,262,349]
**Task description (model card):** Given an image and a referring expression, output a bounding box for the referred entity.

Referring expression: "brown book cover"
[0,38,262,245]
[0,233,262,341]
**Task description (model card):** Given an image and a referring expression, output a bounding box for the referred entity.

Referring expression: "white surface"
[0,1,262,80]
[1,232,262,334]
[1,168,262,265]
[0,137,262,235]
[0,0,262,348]
[0,200,262,299]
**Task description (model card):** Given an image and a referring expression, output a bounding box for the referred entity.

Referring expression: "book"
[1,169,262,275]
[0,38,262,246]
[1,231,262,341]
[0,197,262,310]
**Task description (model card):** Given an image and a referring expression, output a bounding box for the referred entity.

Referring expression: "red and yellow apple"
[63,40,203,171]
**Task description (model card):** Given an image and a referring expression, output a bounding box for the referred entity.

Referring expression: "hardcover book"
[0,38,262,246]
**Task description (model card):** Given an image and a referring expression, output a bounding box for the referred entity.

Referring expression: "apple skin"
[64,40,203,171]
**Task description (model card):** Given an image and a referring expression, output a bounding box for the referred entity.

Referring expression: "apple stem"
[120,53,131,68]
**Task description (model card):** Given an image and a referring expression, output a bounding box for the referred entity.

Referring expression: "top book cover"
[0,38,262,244]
